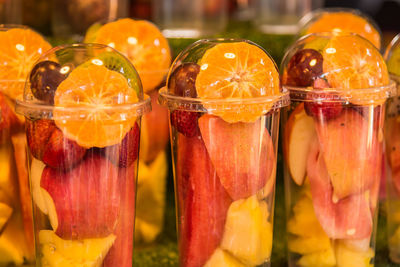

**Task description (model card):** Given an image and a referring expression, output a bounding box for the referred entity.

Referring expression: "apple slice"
[41,153,120,239]
[198,114,275,200]
[314,109,381,199]
[176,134,232,267]
[307,139,373,240]
[283,103,317,185]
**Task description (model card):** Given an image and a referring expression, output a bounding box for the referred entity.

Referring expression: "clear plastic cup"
[15,43,150,267]
[84,18,172,244]
[160,38,289,267]
[281,32,394,267]
[0,24,52,265]
[384,34,400,263]
[298,8,382,50]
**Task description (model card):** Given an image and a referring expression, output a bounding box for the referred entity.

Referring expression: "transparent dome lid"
[299,8,382,50]
[161,38,289,118]
[281,32,394,104]
[84,18,171,93]
[16,43,150,120]
[0,24,52,100]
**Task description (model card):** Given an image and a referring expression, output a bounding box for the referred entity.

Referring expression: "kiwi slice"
[84,22,102,43]
[388,48,400,77]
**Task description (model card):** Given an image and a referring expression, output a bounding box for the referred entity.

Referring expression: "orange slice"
[0,28,52,99]
[53,64,138,148]
[306,12,381,49]
[195,42,280,123]
[322,35,389,90]
[92,18,171,93]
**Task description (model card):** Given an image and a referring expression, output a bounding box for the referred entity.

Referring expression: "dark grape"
[30,61,69,104]
[168,63,200,97]
[284,49,323,87]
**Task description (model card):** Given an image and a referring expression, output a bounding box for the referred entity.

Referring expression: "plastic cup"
[0,24,52,265]
[15,43,150,267]
[383,34,400,263]
[159,39,289,267]
[281,32,394,267]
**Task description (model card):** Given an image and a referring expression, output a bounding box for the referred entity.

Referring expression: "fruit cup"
[84,18,172,244]
[15,43,151,267]
[0,25,52,265]
[281,32,394,267]
[159,39,289,267]
[299,8,382,50]
[384,34,400,263]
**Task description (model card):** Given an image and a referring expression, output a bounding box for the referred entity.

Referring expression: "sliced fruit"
[168,62,200,97]
[0,227,24,265]
[335,240,374,267]
[0,203,12,231]
[305,12,381,49]
[0,28,52,99]
[176,134,232,267]
[26,119,57,160]
[283,103,317,185]
[387,45,400,76]
[314,109,381,199]
[297,246,336,267]
[306,139,373,240]
[135,151,168,243]
[40,154,120,239]
[0,141,18,204]
[221,195,272,266]
[199,114,275,200]
[31,158,48,214]
[195,42,280,123]
[322,35,388,91]
[288,234,331,255]
[171,110,200,137]
[39,230,116,267]
[304,92,343,121]
[0,93,20,143]
[204,248,246,267]
[92,18,171,92]
[53,64,138,148]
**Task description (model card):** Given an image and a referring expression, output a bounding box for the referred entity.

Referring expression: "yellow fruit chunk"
[205,248,246,267]
[31,158,47,213]
[39,230,116,267]
[389,226,400,250]
[221,195,272,266]
[288,235,332,255]
[297,247,336,267]
[0,231,24,265]
[335,241,374,267]
[0,203,13,231]
[135,151,168,243]
[0,142,17,204]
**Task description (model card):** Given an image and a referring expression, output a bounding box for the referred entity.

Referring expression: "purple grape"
[168,63,200,97]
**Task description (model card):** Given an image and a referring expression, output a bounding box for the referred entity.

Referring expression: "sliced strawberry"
[176,133,232,267]
[304,94,343,121]
[171,110,200,137]
[26,119,56,160]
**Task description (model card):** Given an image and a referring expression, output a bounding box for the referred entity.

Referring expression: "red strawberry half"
[171,110,200,138]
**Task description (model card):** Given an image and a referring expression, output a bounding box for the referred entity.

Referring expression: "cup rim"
[158,86,290,112]
[283,80,397,103]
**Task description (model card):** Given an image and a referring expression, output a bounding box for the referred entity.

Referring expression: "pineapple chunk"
[221,195,272,266]
[288,234,331,254]
[297,246,336,267]
[335,240,373,267]
[205,248,246,267]
[0,202,12,231]
[39,230,116,267]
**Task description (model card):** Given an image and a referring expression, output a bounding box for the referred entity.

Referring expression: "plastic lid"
[160,38,289,120]
[281,32,393,104]
[16,43,151,120]
[299,8,382,50]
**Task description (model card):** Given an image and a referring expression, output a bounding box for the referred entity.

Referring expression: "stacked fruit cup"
[160,39,290,267]
[15,44,151,266]
[281,32,395,267]
[84,18,172,243]
[0,25,53,265]
[384,34,400,263]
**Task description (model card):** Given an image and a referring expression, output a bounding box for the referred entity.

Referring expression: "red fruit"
[176,134,232,267]
[307,139,373,240]
[0,92,20,142]
[168,63,200,97]
[103,164,136,267]
[198,114,275,200]
[284,49,323,87]
[304,92,343,121]
[105,123,140,167]
[26,119,56,160]
[41,153,120,239]
[171,110,200,138]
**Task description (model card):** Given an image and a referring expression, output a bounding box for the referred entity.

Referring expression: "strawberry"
[105,123,140,168]
[171,110,199,137]
[26,119,57,160]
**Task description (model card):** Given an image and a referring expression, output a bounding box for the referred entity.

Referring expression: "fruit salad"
[0,25,52,265]
[15,44,150,267]
[299,8,382,49]
[281,33,394,267]
[383,34,400,263]
[84,18,171,243]
[159,39,289,267]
